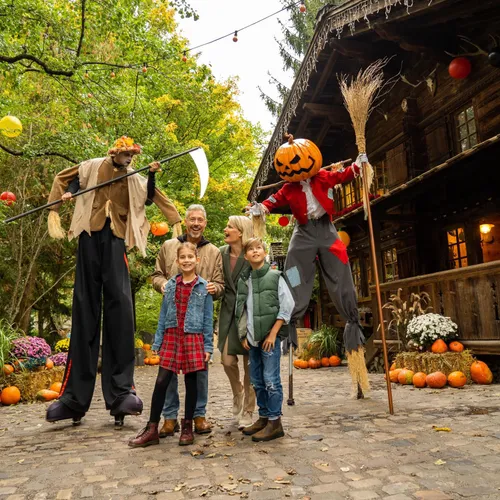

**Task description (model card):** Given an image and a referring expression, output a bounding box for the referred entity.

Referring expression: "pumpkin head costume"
[45,136,183,426]
[254,134,370,398]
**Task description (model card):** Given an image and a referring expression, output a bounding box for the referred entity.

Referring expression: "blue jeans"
[248,337,282,420]
[162,368,208,419]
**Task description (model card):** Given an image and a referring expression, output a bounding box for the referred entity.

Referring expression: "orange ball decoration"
[1,191,16,206]
[337,230,350,247]
[449,57,471,79]
[278,216,289,227]
[150,222,169,236]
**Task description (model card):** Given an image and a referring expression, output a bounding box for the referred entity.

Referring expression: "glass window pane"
[461,257,468,267]
[458,112,466,125]
[466,107,474,120]
[461,139,468,151]
[468,120,476,133]
[459,242,467,257]
[470,133,478,147]
[459,125,467,139]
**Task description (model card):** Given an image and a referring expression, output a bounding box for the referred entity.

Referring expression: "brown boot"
[252,418,284,442]
[179,419,194,446]
[242,417,268,436]
[194,416,212,434]
[159,419,180,438]
[128,422,159,448]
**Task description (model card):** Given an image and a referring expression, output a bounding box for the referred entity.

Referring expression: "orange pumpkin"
[390,362,396,371]
[431,339,448,353]
[1,386,21,405]
[321,357,330,367]
[299,359,309,369]
[45,359,54,370]
[273,134,322,182]
[142,344,151,351]
[50,382,62,393]
[448,371,467,388]
[308,358,318,369]
[150,222,169,236]
[413,372,427,388]
[144,357,151,365]
[36,389,60,401]
[470,361,493,384]
[398,369,415,385]
[329,355,341,367]
[389,369,402,383]
[3,364,14,376]
[293,359,301,369]
[426,371,447,388]
[150,356,160,366]
[449,341,464,352]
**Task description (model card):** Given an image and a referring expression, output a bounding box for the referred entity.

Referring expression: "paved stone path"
[1,353,500,500]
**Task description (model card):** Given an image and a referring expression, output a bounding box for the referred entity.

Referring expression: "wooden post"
[361,162,394,414]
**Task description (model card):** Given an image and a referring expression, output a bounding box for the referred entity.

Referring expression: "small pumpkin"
[273,133,323,182]
[36,389,60,401]
[449,341,464,352]
[398,369,415,385]
[320,357,330,367]
[3,364,14,376]
[413,372,427,388]
[142,344,151,351]
[390,362,396,371]
[45,359,54,370]
[144,357,151,365]
[50,382,62,393]
[150,356,160,366]
[470,361,493,384]
[293,359,302,369]
[308,358,318,369]
[300,359,309,369]
[329,355,341,367]
[389,369,402,383]
[151,222,169,237]
[426,371,447,388]
[448,371,467,388]
[431,339,448,353]
[1,386,21,405]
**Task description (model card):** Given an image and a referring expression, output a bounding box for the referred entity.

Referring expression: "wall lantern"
[480,223,494,244]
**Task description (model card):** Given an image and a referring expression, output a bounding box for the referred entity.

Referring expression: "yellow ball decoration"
[0,115,23,138]
[337,230,350,247]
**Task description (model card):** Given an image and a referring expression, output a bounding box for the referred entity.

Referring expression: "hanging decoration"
[488,47,500,68]
[182,51,187,62]
[0,115,23,138]
[337,230,350,247]
[142,64,148,73]
[448,57,471,79]
[0,191,16,206]
[299,3,306,13]
[110,71,116,78]
[232,31,238,43]
[151,222,169,236]
[278,216,290,227]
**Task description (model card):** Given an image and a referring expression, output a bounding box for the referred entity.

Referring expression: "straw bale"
[0,366,65,401]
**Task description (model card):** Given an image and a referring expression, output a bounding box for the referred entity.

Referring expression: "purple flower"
[49,352,68,366]
[11,336,52,360]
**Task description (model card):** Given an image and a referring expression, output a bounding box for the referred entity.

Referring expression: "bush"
[407,313,458,349]
[54,338,70,353]
[301,324,340,360]
[50,352,68,366]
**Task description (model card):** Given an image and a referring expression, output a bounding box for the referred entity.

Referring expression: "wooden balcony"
[371,260,500,354]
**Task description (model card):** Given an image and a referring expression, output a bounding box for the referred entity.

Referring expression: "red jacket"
[262,164,360,225]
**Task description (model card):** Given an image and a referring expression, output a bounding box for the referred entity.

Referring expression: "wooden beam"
[312,49,339,102]
[303,102,346,117]
[315,119,331,148]
[294,110,311,137]
[329,39,375,60]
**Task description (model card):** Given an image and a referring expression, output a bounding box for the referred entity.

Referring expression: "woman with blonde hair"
[218,216,256,428]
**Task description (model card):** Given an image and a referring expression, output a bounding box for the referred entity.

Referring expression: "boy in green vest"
[235,238,295,442]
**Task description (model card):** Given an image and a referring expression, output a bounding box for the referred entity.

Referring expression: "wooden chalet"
[249,0,500,359]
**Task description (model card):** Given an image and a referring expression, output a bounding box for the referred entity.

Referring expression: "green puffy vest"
[235,262,288,343]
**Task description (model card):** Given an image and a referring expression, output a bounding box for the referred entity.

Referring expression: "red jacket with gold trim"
[261,164,360,225]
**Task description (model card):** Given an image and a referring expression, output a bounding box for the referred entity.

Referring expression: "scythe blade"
[188,148,209,199]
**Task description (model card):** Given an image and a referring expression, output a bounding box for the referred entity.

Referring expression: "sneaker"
[232,391,244,419]
[238,411,253,430]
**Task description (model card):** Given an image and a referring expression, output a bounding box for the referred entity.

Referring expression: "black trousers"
[59,220,136,413]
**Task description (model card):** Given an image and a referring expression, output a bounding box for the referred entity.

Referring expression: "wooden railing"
[371,261,500,350]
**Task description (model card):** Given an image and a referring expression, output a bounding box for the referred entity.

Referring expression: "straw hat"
[107,136,142,156]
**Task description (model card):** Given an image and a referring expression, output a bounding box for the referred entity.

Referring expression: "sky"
[176,0,297,133]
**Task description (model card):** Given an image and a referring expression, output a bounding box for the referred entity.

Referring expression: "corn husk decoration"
[248,203,267,238]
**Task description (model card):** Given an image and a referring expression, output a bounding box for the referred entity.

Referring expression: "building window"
[456,106,478,152]
[342,182,355,208]
[447,227,468,268]
[351,258,362,297]
[383,247,399,282]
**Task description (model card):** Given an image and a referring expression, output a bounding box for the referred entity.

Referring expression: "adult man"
[151,203,224,436]
[45,136,182,426]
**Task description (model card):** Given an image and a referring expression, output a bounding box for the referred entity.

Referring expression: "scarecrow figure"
[45,136,182,426]
[250,134,370,397]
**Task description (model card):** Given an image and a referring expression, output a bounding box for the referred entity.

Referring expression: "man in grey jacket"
[151,204,224,436]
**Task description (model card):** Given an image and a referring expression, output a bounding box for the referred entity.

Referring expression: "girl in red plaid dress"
[129,242,213,447]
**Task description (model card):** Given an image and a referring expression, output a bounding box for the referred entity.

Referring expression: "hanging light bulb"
[110,71,116,78]
[299,3,306,13]
[233,31,238,43]
[182,51,187,62]
[142,64,148,73]
[84,72,89,79]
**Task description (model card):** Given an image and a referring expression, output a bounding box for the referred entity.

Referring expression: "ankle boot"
[128,422,159,448]
[252,418,284,442]
[242,417,268,436]
[179,419,194,446]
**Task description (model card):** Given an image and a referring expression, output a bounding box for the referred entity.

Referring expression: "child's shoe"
[252,418,284,442]
[242,417,268,436]
[128,422,159,448]
[179,419,194,446]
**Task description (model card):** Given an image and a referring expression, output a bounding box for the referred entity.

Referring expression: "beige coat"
[151,236,224,298]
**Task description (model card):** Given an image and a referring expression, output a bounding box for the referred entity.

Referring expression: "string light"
[232,31,238,43]
[142,64,147,73]
[299,3,306,13]
[182,51,187,62]
[110,71,116,78]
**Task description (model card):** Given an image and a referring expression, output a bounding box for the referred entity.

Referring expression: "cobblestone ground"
[2,353,500,500]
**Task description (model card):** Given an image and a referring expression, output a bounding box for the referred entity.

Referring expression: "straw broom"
[339,58,395,413]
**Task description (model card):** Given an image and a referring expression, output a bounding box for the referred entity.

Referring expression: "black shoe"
[110,394,143,416]
[46,401,85,423]
[114,415,125,429]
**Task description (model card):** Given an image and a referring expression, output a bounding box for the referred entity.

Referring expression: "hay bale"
[395,350,474,383]
[0,366,65,401]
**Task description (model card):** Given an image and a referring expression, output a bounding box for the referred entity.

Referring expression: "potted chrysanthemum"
[406,313,458,350]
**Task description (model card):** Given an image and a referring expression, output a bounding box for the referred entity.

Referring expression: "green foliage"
[135,287,163,335]
[301,324,340,359]
[0,320,20,368]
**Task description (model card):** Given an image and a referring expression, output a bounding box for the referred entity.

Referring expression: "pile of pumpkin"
[293,355,342,369]
[141,344,160,366]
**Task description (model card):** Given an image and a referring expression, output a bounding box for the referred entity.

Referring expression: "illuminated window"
[455,106,478,152]
[447,227,468,268]
[351,258,362,297]
[383,247,399,282]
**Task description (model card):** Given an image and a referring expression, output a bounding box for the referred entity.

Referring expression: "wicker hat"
[107,136,142,156]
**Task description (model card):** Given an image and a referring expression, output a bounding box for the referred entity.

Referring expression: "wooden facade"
[249,0,500,355]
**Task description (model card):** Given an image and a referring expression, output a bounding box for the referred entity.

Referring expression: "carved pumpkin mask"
[274,134,322,182]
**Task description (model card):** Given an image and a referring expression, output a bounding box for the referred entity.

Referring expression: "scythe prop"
[3,147,209,224]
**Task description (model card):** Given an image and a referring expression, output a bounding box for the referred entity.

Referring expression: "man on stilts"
[45,136,182,426]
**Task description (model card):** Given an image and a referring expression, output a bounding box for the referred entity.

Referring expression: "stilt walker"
[44,136,183,426]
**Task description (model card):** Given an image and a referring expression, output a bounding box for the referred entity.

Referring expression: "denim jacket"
[152,275,214,353]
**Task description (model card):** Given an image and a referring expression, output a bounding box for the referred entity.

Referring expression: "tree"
[0,0,263,335]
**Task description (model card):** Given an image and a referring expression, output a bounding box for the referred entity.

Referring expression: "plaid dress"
[159,275,206,374]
